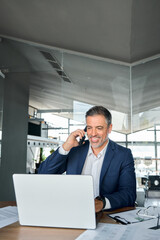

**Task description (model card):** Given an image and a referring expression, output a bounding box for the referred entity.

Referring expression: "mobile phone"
[79,126,87,145]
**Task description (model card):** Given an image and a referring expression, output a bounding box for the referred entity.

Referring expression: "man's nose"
[91,128,97,136]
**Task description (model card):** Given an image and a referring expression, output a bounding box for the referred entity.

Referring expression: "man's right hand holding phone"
[62,128,86,151]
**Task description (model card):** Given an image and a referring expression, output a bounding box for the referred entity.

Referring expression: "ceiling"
[1,0,160,62]
[0,0,160,134]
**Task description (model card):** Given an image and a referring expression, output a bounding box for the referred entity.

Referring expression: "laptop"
[13,174,96,229]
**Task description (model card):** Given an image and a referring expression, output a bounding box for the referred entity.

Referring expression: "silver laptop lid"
[13,174,96,229]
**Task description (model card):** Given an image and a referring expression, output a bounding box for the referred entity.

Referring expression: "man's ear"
[108,124,112,134]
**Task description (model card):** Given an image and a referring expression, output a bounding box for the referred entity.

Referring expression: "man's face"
[86,114,112,150]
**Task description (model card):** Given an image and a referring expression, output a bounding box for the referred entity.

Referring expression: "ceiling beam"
[37,109,73,113]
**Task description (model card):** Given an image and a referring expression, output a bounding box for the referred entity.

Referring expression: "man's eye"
[97,127,103,130]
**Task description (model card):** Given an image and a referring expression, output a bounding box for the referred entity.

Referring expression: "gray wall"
[0,76,4,132]
[0,77,4,162]
[0,41,30,200]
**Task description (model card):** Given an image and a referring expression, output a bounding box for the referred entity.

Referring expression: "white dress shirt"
[81,144,107,198]
[59,142,111,209]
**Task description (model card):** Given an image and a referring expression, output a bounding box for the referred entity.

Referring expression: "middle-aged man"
[38,106,136,212]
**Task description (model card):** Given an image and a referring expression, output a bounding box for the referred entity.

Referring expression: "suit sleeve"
[38,148,68,174]
[103,149,136,210]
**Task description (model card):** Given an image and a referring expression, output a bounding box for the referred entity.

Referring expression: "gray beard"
[89,135,108,149]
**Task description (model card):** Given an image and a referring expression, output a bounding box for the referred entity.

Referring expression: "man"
[38,106,136,212]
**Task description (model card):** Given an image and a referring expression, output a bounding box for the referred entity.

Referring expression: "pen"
[113,216,129,225]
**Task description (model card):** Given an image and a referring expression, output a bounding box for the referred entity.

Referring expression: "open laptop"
[13,174,96,229]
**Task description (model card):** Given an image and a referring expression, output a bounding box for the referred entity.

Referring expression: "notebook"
[13,174,96,229]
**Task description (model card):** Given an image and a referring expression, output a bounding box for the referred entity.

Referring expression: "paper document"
[119,225,160,240]
[133,217,160,229]
[0,206,18,228]
[76,223,160,240]
[76,223,127,240]
[109,207,160,230]
[109,208,150,224]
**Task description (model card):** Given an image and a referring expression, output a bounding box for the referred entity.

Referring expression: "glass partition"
[25,43,131,171]
[132,57,160,185]
[5,38,160,177]
[39,48,131,135]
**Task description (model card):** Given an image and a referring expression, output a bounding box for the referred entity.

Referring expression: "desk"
[0,202,134,240]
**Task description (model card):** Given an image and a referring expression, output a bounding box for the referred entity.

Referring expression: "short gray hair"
[85,106,112,126]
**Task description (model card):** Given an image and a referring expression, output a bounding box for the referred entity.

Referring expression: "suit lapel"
[100,140,115,185]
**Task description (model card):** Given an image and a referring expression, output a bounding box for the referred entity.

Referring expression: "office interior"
[0,0,160,207]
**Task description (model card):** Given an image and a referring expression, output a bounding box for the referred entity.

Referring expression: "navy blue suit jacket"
[38,139,136,210]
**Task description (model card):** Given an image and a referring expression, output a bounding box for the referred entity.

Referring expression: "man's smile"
[89,136,101,143]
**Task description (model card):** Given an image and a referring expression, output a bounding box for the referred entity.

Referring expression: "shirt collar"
[88,139,109,157]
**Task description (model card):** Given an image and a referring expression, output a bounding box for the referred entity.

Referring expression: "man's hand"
[95,198,103,213]
[62,129,86,151]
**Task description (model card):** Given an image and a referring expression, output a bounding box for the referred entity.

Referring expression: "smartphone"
[79,126,87,145]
